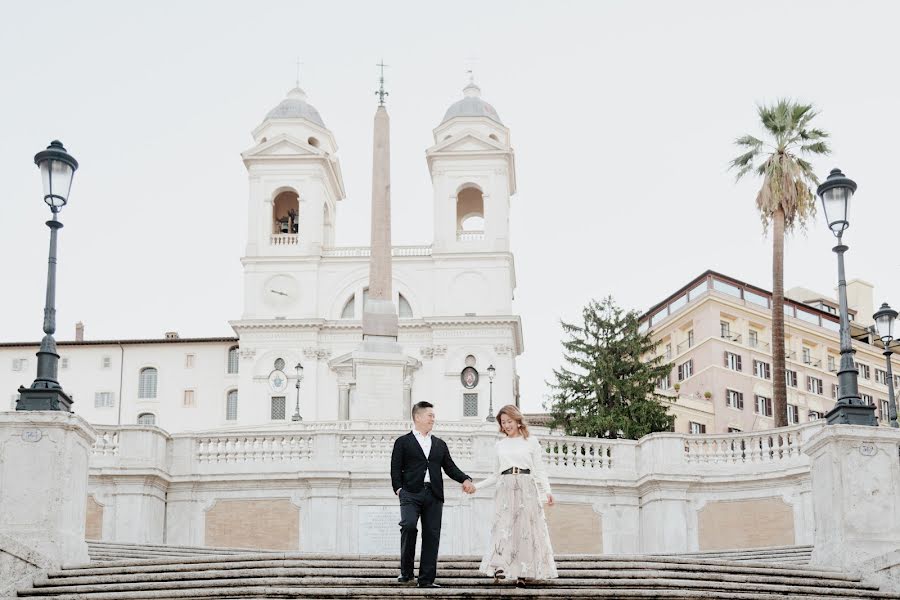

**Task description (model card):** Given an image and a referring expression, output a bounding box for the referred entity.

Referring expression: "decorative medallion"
[268,370,289,393]
[461,366,479,389]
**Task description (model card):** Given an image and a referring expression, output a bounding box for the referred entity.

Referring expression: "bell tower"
[426,78,516,255]
[239,87,345,319]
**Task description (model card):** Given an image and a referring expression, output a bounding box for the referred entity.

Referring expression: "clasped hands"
[461,480,476,494]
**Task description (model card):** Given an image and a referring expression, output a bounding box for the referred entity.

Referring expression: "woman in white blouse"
[473,404,557,587]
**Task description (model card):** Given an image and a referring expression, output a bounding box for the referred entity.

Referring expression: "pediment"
[428,132,504,154]
[242,135,321,159]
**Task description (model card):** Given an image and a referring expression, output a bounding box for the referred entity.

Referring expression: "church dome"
[266,87,326,128]
[441,81,502,125]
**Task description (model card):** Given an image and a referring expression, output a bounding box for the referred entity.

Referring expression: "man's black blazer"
[390,432,470,502]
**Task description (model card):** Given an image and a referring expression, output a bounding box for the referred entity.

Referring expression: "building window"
[753,360,771,380]
[687,329,694,347]
[748,330,759,348]
[724,352,742,371]
[271,396,286,420]
[855,362,870,379]
[808,411,822,421]
[720,321,731,339]
[786,369,798,388]
[138,367,158,399]
[727,427,742,433]
[185,354,195,368]
[827,355,837,372]
[183,389,196,408]
[463,393,478,417]
[802,347,812,364]
[137,412,156,426]
[689,421,706,434]
[665,343,672,359]
[11,358,28,371]
[861,393,873,406]
[755,395,773,417]
[726,389,744,410]
[102,356,111,369]
[677,359,694,381]
[831,383,840,399]
[787,404,799,425]
[61,357,69,370]
[398,294,413,319]
[880,399,890,421]
[227,346,239,374]
[657,373,671,390]
[94,392,114,408]
[226,390,238,420]
[875,369,888,385]
[806,376,823,395]
[341,295,356,319]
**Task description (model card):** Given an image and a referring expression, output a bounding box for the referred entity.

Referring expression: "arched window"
[227,346,239,374]
[226,390,238,420]
[457,186,485,239]
[399,293,413,319]
[138,367,158,399]
[137,412,156,426]
[307,136,320,148]
[341,295,356,319]
[272,190,300,234]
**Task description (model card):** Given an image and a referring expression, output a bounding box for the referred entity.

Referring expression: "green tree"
[545,296,674,439]
[729,100,830,427]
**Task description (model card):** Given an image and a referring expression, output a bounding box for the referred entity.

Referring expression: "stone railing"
[456,230,485,241]
[322,245,432,258]
[682,422,823,465]
[88,421,827,481]
[270,234,298,246]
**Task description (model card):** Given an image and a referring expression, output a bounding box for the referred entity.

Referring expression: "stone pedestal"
[351,347,408,420]
[0,411,95,567]
[805,425,900,571]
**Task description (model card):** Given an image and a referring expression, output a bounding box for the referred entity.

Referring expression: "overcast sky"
[1,1,897,413]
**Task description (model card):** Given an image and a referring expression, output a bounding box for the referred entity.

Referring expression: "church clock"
[263,274,299,308]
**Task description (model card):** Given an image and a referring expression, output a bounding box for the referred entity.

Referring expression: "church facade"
[2,79,523,432]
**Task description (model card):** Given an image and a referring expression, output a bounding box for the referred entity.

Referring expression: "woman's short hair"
[496,404,530,439]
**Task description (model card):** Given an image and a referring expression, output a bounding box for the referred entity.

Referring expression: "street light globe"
[873,302,898,344]
[487,364,496,381]
[295,362,304,380]
[816,168,856,236]
[34,140,78,212]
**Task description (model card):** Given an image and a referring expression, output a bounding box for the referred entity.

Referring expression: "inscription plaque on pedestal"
[358,505,401,554]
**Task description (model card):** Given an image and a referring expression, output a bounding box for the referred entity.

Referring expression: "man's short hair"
[412,401,434,419]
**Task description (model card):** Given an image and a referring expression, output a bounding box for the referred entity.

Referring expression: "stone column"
[805,425,900,571]
[0,411,96,567]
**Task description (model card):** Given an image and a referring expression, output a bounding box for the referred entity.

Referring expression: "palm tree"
[729,100,830,428]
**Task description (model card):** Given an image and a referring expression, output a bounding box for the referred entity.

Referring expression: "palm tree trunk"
[771,208,788,427]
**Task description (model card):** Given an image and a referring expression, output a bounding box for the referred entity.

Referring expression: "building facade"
[1,79,523,432]
[642,270,899,434]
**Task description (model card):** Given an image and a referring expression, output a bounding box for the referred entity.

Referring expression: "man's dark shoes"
[397,576,415,584]
[417,582,441,588]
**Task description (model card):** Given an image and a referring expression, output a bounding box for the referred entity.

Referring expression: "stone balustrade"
[269,233,298,246]
[322,245,432,258]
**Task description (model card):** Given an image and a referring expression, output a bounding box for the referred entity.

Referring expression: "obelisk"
[351,63,408,420]
[362,71,399,348]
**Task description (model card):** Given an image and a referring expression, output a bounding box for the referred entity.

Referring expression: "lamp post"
[485,364,496,422]
[17,141,78,412]
[292,362,304,421]
[816,168,876,425]
[873,302,899,428]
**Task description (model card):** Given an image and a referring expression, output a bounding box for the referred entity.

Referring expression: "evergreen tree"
[545,296,674,439]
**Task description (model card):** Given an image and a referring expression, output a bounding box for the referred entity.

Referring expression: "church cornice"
[242,133,346,200]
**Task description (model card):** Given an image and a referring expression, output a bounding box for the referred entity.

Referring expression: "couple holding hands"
[390,401,558,588]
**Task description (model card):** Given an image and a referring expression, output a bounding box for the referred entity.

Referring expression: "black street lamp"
[816,168,876,425]
[17,141,78,412]
[485,364,496,422]
[873,302,899,428]
[292,362,304,421]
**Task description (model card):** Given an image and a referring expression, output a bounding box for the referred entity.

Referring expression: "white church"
[3,78,523,432]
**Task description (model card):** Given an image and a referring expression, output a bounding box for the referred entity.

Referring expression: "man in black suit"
[391,401,474,588]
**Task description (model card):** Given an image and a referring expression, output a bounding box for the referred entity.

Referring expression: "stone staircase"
[15,543,899,599]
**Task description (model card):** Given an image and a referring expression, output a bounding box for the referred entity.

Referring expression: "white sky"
[1,1,897,413]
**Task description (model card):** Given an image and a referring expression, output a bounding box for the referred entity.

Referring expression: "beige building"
[641,270,899,434]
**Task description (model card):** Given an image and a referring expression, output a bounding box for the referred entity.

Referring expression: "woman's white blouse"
[476,435,552,496]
